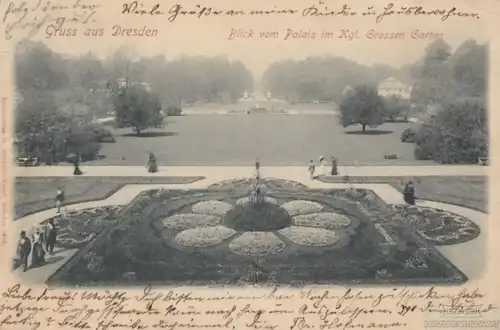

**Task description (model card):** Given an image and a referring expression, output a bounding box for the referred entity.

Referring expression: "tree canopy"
[408,38,488,164]
[339,84,385,131]
[113,86,163,135]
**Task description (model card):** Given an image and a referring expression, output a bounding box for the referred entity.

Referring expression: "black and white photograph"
[11,33,488,287]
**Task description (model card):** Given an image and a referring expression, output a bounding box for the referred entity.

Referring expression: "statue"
[254,158,260,180]
[250,182,265,205]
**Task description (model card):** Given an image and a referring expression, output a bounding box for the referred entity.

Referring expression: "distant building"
[342,85,354,97]
[377,77,412,99]
[117,78,151,92]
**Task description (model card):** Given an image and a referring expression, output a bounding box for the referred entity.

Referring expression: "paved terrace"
[15,165,487,181]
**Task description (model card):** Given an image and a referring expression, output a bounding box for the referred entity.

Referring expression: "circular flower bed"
[278,226,340,246]
[293,212,351,230]
[392,204,480,245]
[154,197,357,256]
[224,203,292,231]
[161,213,220,230]
[191,201,233,216]
[175,226,238,247]
[281,200,324,216]
[229,232,286,256]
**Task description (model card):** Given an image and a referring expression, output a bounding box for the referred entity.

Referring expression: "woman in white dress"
[319,156,326,176]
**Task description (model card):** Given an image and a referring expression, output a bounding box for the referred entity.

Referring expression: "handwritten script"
[121,2,480,24]
[0,284,497,330]
[2,0,100,39]
[1,0,482,40]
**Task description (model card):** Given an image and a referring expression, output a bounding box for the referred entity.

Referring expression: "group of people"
[17,218,58,272]
[308,156,338,179]
[17,189,64,272]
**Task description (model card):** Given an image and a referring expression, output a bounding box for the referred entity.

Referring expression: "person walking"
[403,181,416,205]
[31,231,46,268]
[17,231,32,272]
[55,188,65,214]
[308,160,316,180]
[331,157,338,175]
[45,218,57,256]
[319,156,326,176]
[73,154,83,175]
[147,152,158,173]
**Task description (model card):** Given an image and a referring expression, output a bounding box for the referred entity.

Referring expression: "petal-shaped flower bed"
[236,196,278,206]
[191,201,233,216]
[293,212,351,230]
[281,200,324,216]
[278,226,339,246]
[161,213,220,230]
[229,232,285,256]
[175,226,238,247]
[392,204,481,245]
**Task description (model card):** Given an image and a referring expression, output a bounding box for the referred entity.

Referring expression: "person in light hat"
[319,156,326,176]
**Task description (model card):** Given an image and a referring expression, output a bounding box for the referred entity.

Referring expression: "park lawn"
[14,176,205,219]
[93,116,434,166]
[318,176,487,212]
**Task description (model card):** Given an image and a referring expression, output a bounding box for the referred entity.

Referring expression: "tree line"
[337,38,487,164]
[261,57,412,103]
[14,40,254,162]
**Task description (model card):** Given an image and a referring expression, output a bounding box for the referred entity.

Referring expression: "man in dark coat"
[73,154,83,175]
[331,157,338,175]
[45,219,57,255]
[17,231,32,272]
[403,181,416,205]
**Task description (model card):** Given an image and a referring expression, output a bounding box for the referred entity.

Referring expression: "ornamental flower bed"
[39,205,122,249]
[48,180,468,287]
[392,204,480,245]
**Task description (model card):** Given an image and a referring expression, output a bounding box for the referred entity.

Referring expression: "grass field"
[319,176,487,212]
[14,176,204,219]
[92,114,433,166]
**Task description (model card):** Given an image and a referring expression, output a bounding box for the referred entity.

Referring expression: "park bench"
[478,157,489,166]
[17,156,38,167]
[384,154,398,160]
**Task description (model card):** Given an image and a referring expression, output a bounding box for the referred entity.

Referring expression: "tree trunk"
[135,128,141,136]
[362,124,366,132]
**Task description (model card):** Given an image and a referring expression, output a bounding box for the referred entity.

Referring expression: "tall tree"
[340,85,386,132]
[113,86,163,135]
[15,40,69,92]
[410,38,454,106]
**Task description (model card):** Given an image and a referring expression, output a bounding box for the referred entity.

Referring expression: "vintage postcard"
[0,0,499,328]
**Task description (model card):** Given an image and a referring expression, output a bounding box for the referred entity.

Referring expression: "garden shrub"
[164,106,182,116]
[84,124,115,143]
[413,98,487,164]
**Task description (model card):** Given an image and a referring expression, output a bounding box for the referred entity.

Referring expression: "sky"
[11,0,490,79]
